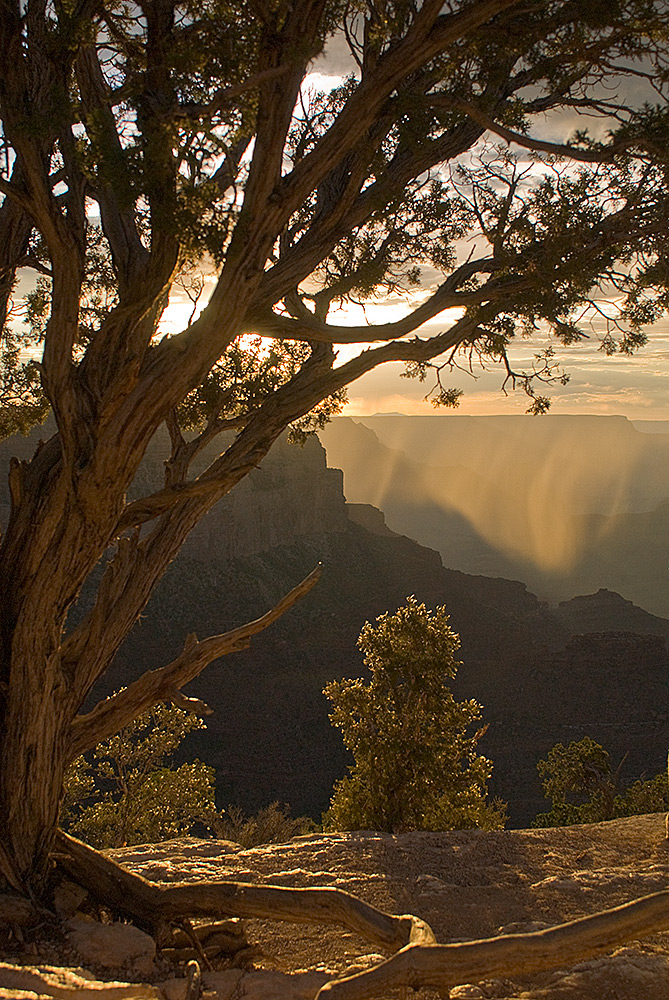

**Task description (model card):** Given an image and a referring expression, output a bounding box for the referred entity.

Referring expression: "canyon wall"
[2,423,668,825]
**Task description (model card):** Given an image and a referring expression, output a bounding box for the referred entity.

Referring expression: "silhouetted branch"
[68,564,322,757]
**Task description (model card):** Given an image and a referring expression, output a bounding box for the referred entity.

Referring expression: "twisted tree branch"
[68,563,322,758]
[317,889,669,999]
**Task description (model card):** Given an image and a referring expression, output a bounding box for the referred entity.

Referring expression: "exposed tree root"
[45,831,669,1000]
[54,831,435,952]
[316,888,669,999]
[159,917,254,966]
[0,961,165,998]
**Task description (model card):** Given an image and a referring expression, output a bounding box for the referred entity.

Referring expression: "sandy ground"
[108,812,669,998]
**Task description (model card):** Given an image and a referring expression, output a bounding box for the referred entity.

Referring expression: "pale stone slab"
[66,918,156,977]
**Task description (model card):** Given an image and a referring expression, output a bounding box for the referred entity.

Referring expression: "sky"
[335,312,669,419]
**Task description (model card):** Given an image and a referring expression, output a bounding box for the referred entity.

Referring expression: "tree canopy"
[1,0,669,898]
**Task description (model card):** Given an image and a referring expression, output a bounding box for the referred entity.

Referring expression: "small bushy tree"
[533,737,669,827]
[62,703,222,848]
[216,802,316,848]
[324,597,505,833]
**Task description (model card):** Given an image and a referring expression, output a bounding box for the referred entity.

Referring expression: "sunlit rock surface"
[115,816,669,999]
[5,816,668,999]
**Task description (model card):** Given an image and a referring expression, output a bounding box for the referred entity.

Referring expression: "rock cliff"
[320,416,669,617]
[2,423,668,826]
[181,434,348,562]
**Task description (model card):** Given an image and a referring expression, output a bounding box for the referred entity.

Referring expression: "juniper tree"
[533,737,669,827]
[324,597,506,832]
[0,0,669,968]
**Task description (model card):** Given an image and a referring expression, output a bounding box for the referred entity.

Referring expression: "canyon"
[1,421,668,826]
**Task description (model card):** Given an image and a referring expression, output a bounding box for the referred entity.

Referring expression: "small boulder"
[67,917,156,977]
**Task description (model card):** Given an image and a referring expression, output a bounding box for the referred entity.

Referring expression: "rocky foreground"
[3,814,669,999]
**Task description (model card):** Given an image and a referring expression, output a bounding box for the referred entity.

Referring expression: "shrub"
[323,597,506,833]
[216,802,316,848]
[63,702,223,848]
[533,737,669,827]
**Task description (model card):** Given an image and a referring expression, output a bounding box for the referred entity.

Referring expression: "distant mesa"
[556,589,669,637]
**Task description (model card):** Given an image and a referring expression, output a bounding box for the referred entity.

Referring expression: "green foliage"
[177,335,347,442]
[216,802,317,848]
[619,773,669,817]
[532,737,616,827]
[0,328,49,439]
[62,702,222,848]
[532,737,669,827]
[323,597,506,833]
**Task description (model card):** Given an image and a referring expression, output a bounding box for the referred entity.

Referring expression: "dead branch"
[184,960,202,1000]
[68,564,322,757]
[54,831,436,953]
[0,962,166,998]
[316,888,669,999]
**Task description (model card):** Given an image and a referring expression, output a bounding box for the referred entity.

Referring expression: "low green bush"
[533,736,669,827]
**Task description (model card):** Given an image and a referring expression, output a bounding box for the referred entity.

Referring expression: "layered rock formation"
[2,423,668,826]
[320,415,669,617]
[178,434,348,563]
